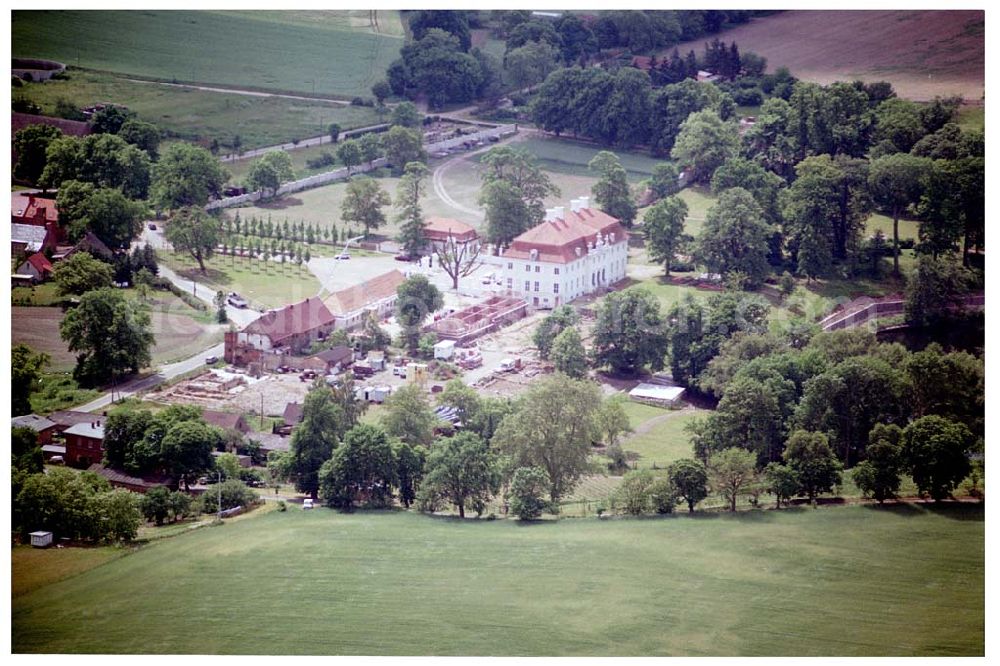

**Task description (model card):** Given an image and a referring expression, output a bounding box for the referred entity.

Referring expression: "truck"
[497,358,521,373]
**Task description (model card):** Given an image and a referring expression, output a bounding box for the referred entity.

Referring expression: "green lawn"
[226,144,347,183]
[510,136,665,182]
[12,505,983,655]
[676,185,716,237]
[955,105,984,132]
[29,373,102,414]
[865,213,920,241]
[11,282,63,307]
[620,408,708,469]
[13,70,382,152]
[11,545,124,598]
[12,10,403,98]
[159,250,322,309]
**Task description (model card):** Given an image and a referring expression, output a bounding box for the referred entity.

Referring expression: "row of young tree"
[271,373,637,519]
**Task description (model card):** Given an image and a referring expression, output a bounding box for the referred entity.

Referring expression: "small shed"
[357,385,392,403]
[629,383,686,409]
[30,531,53,548]
[367,350,386,371]
[433,339,456,360]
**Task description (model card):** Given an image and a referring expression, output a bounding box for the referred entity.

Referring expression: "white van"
[302,499,314,510]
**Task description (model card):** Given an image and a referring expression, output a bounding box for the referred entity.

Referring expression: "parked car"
[227,292,249,308]
[147,223,157,231]
[302,499,314,510]
[395,253,414,262]
[205,355,219,365]
[300,369,317,381]
[335,252,351,260]
[276,365,290,374]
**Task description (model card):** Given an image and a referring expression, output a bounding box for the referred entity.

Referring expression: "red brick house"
[16,253,54,283]
[202,409,252,434]
[11,414,58,445]
[63,420,105,467]
[225,296,336,365]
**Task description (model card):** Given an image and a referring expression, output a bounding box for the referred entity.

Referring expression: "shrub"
[508,466,550,520]
[277,500,287,512]
[198,479,258,514]
[305,152,337,170]
[648,477,678,514]
[779,271,796,297]
[615,469,656,515]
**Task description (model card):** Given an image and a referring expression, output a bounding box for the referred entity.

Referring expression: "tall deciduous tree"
[165,206,221,273]
[395,274,444,352]
[14,124,62,186]
[335,139,363,173]
[493,374,601,502]
[151,142,229,210]
[710,447,758,512]
[12,344,49,417]
[507,466,550,520]
[419,432,498,518]
[550,326,588,379]
[381,126,426,174]
[643,196,690,276]
[533,306,579,360]
[160,421,219,491]
[479,146,559,228]
[902,415,973,502]
[52,251,114,296]
[589,151,637,227]
[670,109,739,184]
[289,386,346,500]
[695,187,771,287]
[59,288,154,386]
[75,188,147,251]
[318,424,397,510]
[381,383,437,447]
[591,288,669,375]
[480,179,531,251]
[852,423,904,504]
[868,153,932,276]
[341,176,391,239]
[41,133,151,199]
[782,430,842,504]
[435,233,482,290]
[668,458,708,512]
[245,151,294,197]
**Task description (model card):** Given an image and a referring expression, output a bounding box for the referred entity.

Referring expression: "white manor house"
[499,196,628,308]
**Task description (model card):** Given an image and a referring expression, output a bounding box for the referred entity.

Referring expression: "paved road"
[75,341,225,413]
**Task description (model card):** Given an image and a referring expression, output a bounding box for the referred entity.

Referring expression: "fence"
[206,124,517,212]
[819,293,985,331]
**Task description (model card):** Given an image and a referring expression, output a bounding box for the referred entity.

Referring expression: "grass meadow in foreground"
[11,504,982,656]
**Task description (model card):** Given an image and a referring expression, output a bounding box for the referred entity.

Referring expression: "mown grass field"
[620,409,709,469]
[158,251,322,309]
[14,70,382,151]
[12,10,403,98]
[12,505,983,655]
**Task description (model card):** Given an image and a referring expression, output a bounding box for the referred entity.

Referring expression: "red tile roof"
[323,270,406,316]
[243,297,335,344]
[201,409,248,432]
[11,193,59,223]
[504,206,628,264]
[423,217,479,243]
[26,253,53,274]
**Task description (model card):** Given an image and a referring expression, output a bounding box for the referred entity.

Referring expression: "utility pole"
[260,393,264,429]
[216,470,223,523]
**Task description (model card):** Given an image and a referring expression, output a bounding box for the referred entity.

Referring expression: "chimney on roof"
[580,196,590,210]
[570,198,581,213]
[553,206,564,220]
[544,208,556,222]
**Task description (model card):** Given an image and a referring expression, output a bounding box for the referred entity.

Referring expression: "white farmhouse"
[498,196,629,308]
